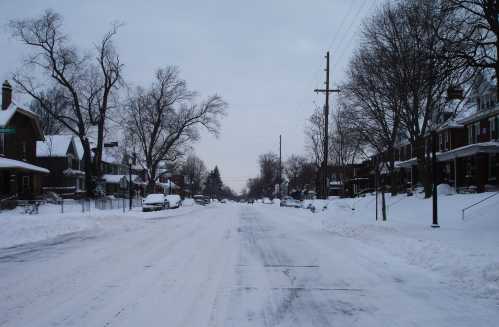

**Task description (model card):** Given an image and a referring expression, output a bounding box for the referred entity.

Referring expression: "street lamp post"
[431,130,439,228]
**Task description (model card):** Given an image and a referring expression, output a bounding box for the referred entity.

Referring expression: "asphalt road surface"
[1,204,497,326]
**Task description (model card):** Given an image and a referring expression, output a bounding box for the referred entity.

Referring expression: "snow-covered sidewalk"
[0,202,201,249]
[285,191,499,302]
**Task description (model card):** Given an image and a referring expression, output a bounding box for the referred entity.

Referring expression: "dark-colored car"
[193,195,210,206]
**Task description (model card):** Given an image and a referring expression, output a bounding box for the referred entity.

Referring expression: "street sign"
[0,128,15,134]
[447,87,464,100]
[104,141,118,148]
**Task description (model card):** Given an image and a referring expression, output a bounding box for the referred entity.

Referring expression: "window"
[474,122,480,143]
[444,132,449,150]
[489,154,497,181]
[467,125,473,144]
[67,154,73,169]
[22,141,27,159]
[439,134,443,151]
[490,115,498,141]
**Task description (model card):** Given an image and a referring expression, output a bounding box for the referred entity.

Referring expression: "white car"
[280,196,302,208]
[165,194,182,209]
[142,194,167,212]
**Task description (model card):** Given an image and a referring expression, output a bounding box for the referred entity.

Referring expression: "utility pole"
[314,51,340,199]
[279,134,282,199]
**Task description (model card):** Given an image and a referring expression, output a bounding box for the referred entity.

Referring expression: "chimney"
[2,80,12,110]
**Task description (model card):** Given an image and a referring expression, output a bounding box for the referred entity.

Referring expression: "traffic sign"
[0,128,15,134]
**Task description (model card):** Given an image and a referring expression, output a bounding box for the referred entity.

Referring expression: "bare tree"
[179,154,207,196]
[346,0,470,198]
[329,103,365,184]
[258,152,280,197]
[125,66,227,192]
[9,10,123,196]
[441,0,499,97]
[394,0,471,197]
[285,155,315,193]
[304,105,330,194]
[29,87,69,135]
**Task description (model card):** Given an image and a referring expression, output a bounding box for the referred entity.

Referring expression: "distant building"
[0,81,49,199]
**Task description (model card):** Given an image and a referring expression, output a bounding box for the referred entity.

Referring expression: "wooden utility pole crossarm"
[313,51,340,199]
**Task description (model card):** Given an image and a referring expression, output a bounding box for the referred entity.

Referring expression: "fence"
[56,197,143,214]
[94,197,142,211]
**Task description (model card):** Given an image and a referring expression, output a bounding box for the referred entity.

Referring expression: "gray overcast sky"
[0,0,384,192]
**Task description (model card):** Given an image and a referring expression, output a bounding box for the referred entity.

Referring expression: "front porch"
[0,157,50,199]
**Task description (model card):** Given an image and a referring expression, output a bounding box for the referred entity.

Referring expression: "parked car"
[262,197,273,204]
[193,195,210,206]
[220,198,227,203]
[165,194,182,209]
[280,196,302,208]
[142,194,167,212]
[182,198,195,206]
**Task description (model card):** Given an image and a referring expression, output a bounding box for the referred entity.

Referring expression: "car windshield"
[144,194,164,203]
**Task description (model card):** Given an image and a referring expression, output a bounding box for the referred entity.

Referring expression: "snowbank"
[0,203,202,249]
[313,192,499,300]
[437,183,455,195]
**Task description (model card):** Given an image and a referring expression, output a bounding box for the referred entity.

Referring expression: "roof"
[102,174,144,185]
[438,141,499,161]
[457,106,499,125]
[0,102,44,140]
[396,142,499,167]
[0,157,50,174]
[36,135,75,157]
[73,138,84,160]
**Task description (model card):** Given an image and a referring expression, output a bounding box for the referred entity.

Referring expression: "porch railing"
[461,192,499,220]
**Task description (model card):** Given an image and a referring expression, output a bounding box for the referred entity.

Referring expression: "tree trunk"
[381,185,387,221]
[81,138,95,197]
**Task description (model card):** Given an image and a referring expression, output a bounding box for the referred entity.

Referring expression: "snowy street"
[1,201,499,326]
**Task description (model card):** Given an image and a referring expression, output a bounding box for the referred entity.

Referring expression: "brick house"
[0,81,49,199]
[392,77,499,193]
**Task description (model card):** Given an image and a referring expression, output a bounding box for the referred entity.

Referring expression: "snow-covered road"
[1,203,498,326]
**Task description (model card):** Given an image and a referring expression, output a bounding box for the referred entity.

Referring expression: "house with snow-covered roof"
[36,134,86,198]
[393,73,499,193]
[0,80,49,200]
